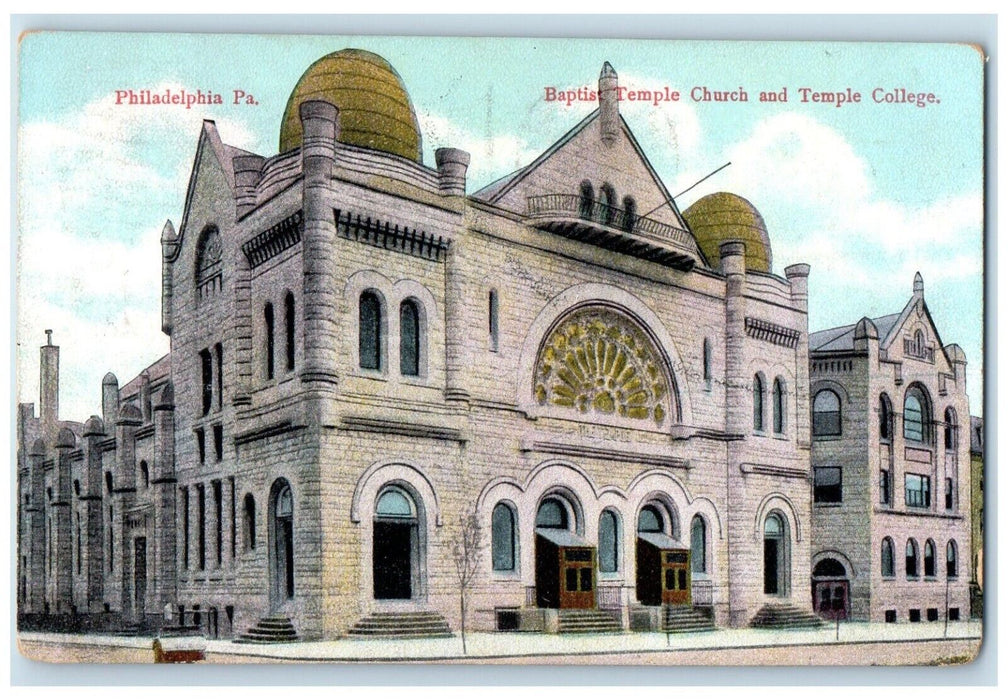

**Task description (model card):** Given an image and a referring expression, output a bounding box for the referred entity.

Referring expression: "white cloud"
[17,83,255,419]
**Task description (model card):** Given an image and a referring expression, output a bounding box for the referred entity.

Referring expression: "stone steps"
[347,611,453,639]
[234,615,299,644]
[557,608,622,634]
[749,603,825,629]
[663,606,717,633]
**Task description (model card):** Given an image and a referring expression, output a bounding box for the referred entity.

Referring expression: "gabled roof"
[472,108,688,228]
[119,353,171,400]
[809,313,900,352]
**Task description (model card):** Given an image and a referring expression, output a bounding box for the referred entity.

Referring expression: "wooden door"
[559,546,596,609]
[661,550,691,605]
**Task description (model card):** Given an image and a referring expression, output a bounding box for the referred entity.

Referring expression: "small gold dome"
[682,192,773,273]
[279,49,422,162]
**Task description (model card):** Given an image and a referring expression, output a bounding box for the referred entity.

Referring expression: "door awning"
[535,527,593,548]
[637,532,688,550]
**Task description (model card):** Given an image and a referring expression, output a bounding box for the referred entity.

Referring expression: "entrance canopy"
[535,527,592,548]
[637,531,687,551]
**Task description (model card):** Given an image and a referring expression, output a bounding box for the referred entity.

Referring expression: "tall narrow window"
[491,502,517,572]
[200,348,212,415]
[488,290,499,352]
[622,195,637,232]
[599,183,616,226]
[903,386,931,443]
[264,303,275,380]
[946,540,958,578]
[108,506,114,572]
[812,389,842,437]
[213,424,223,462]
[197,484,206,571]
[229,477,236,560]
[578,180,594,220]
[944,407,957,450]
[814,466,842,503]
[691,515,707,574]
[702,338,712,388]
[906,539,919,578]
[881,537,894,577]
[243,493,256,551]
[598,509,619,574]
[284,292,295,372]
[359,291,382,371]
[905,473,931,508]
[213,481,223,568]
[924,539,936,577]
[753,374,765,431]
[75,512,82,575]
[214,342,223,410]
[400,299,420,377]
[182,487,190,570]
[879,394,893,441]
[945,477,954,511]
[139,461,149,489]
[880,469,891,505]
[772,378,785,434]
[195,428,206,464]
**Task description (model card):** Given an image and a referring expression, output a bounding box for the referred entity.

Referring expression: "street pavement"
[17,619,982,664]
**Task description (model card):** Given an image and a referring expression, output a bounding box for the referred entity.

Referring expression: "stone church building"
[18,49,824,640]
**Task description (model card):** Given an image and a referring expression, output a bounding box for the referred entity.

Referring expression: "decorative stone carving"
[533,306,669,425]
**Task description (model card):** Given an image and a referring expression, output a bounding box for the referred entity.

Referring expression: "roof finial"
[599,61,619,145]
[913,271,924,295]
[44,329,53,346]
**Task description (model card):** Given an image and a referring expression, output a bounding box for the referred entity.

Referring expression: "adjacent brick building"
[808,275,972,623]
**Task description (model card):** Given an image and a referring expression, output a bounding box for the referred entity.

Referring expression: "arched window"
[598,509,620,574]
[914,329,925,354]
[599,183,616,226]
[879,393,893,442]
[105,472,113,495]
[264,302,275,380]
[399,299,421,377]
[944,407,958,451]
[772,377,785,434]
[906,538,919,578]
[881,537,895,577]
[691,515,707,574]
[924,539,936,577]
[536,497,569,529]
[139,461,149,489]
[488,289,499,352]
[195,225,222,301]
[243,494,256,550]
[284,292,295,372]
[491,502,517,572]
[622,196,637,232]
[702,338,712,388]
[813,389,842,437]
[903,386,930,443]
[578,180,594,220]
[637,505,665,533]
[946,540,958,578]
[753,374,765,432]
[359,291,383,371]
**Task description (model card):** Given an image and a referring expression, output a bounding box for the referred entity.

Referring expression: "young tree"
[450,512,482,655]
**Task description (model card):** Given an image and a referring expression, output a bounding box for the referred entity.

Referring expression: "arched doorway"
[534,494,594,609]
[268,479,294,609]
[812,558,849,620]
[373,485,421,600]
[635,501,690,606]
[763,512,789,596]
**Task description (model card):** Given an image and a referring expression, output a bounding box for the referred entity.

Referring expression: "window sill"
[351,369,389,382]
[490,571,521,581]
[881,575,896,581]
[924,576,937,582]
[814,501,843,508]
[772,433,790,441]
[906,576,920,582]
[812,434,843,442]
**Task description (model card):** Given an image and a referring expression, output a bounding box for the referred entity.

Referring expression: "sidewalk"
[17,620,983,663]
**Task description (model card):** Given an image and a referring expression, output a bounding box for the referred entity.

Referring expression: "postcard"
[15,32,984,667]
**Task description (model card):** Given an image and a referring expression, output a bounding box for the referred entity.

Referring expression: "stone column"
[27,440,47,614]
[53,428,76,613]
[114,403,142,614]
[82,416,107,612]
[152,383,177,612]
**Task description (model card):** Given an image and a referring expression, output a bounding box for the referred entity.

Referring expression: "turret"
[299,99,341,388]
[102,373,120,427]
[435,148,470,197]
[234,154,265,219]
[161,219,178,335]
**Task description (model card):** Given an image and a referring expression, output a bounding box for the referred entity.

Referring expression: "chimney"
[39,330,59,432]
[599,61,619,145]
[435,148,470,197]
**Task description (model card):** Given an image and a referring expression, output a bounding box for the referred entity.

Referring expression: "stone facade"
[808,275,972,623]
[18,50,826,640]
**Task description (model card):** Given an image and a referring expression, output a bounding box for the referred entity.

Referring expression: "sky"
[16,32,985,421]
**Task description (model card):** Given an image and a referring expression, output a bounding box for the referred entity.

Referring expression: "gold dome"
[279,49,422,162]
[682,192,773,273]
